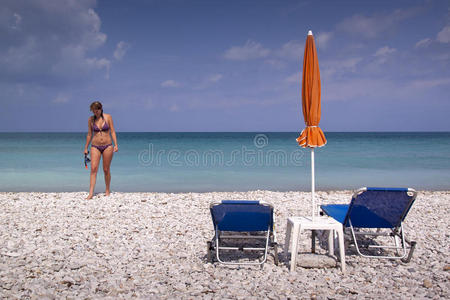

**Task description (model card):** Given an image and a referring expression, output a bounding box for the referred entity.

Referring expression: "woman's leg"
[87,147,102,199]
[102,145,114,196]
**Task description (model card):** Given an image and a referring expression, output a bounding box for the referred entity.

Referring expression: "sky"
[1,0,449,132]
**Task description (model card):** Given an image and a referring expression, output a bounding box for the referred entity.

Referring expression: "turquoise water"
[0,132,449,192]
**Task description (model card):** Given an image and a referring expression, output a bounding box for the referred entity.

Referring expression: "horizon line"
[1,130,449,133]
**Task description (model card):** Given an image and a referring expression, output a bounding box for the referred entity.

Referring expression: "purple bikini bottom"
[92,144,112,154]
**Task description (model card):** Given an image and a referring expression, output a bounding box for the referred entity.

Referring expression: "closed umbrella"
[296,30,327,220]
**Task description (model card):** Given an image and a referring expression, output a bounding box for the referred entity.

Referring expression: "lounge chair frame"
[207,200,278,266]
[322,187,417,262]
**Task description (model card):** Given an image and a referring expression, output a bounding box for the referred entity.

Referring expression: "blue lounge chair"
[320,187,417,262]
[207,200,278,266]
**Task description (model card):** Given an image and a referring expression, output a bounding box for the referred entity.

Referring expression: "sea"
[0,132,449,193]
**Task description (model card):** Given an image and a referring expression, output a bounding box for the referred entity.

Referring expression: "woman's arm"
[108,115,118,152]
[84,117,93,154]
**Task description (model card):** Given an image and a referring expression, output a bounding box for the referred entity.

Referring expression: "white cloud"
[144,99,155,110]
[437,25,450,43]
[316,32,333,49]
[323,76,450,103]
[264,59,286,69]
[277,40,303,59]
[337,7,420,39]
[169,104,180,112]
[432,53,450,61]
[161,80,181,88]
[113,41,130,60]
[374,46,397,57]
[409,78,450,89]
[338,57,363,70]
[415,38,432,48]
[224,40,270,60]
[194,74,224,90]
[53,94,69,104]
[83,8,107,48]
[207,74,223,83]
[324,78,396,102]
[86,57,111,79]
[10,13,22,30]
[413,25,450,48]
[16,84,24,96]
[372,46,396,65]
[322,57,363,78]
[285,73,300,84]
[0,0,109,82]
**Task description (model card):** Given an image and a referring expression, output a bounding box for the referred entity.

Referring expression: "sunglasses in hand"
[84,152,91,169]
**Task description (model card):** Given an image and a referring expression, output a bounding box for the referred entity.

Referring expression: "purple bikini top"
[93,120,109,132]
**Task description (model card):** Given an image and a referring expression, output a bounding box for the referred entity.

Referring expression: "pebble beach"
[1,190,449,299]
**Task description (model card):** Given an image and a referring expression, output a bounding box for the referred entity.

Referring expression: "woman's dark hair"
[90,101,104,121]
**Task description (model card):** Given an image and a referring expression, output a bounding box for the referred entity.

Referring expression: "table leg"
[337,228,346,273]
[284,219,292,255]
[328,230,334,256]
[290,223,300,272]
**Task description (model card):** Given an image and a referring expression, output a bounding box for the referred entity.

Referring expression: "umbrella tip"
[308,30,313,36]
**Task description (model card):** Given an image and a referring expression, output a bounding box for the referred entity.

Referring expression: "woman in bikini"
[84,101,118,199]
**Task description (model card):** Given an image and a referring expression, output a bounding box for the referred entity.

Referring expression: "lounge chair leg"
[394,235,401,256]
[273,243,279,265]
[207,241,212,263]
[401,241,416,263]
[311,230,316,253]
[337,228,346,273]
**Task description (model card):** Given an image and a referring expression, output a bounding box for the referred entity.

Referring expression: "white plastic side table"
[284,216,346,273]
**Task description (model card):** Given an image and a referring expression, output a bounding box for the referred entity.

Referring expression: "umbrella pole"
[311,148,315,221]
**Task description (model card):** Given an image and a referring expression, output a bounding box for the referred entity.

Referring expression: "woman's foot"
[105,190,111,196]
[86,194,93,200]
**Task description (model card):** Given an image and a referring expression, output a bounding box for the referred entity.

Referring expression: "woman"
[84,101,118,199]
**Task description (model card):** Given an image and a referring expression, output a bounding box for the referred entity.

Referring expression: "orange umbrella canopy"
[296,32,327,148]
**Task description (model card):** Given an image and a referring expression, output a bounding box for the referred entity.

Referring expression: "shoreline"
[2,189,450,194]
[1,190,448,298]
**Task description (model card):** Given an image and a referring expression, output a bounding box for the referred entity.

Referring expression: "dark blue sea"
[0,132,449,192]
